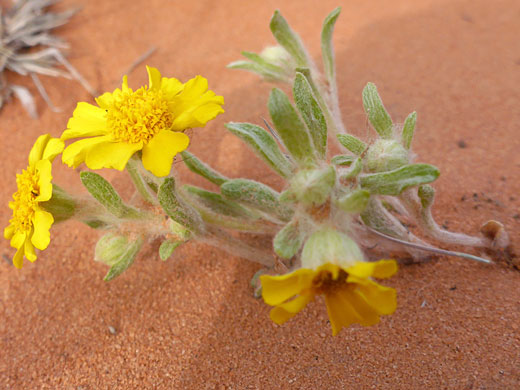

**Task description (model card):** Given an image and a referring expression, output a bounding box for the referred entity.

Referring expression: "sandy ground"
[1,0,519,388]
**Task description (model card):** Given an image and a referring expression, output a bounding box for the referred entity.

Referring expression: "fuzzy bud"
[301,227,364,269]
[365,139,408,172]
[288,166,336,207]
[260,45,295,75]
[95,233,141,267]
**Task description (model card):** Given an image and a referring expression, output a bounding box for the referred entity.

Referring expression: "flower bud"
[365,139,408,172]
[95,232,142,267]
[301,227,364,269]
[288,165,336,207]
[260,45,295,75]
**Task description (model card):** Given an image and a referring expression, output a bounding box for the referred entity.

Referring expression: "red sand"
[1,0,519,388]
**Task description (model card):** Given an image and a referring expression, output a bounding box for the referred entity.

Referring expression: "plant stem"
[126,157,158,205]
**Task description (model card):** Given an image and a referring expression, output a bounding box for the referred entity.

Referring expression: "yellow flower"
[4,135,64,268]
[260,260,398,335]
[61,66,224,177]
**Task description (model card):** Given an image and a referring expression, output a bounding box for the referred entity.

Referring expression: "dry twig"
[0,0,96,117]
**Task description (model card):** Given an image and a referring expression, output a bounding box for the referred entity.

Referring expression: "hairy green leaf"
[158,178,204,233]
[337,189,370,213]
[401,111,417,149]
[221,179,292,221]
[336,134,367,155]
[360,164,440,195]
[293,72,327,159]
[270,10,309,67]
[268,88,316,167]
[181,151,228,186]
[159,240,182,261]
[330,154,355,166]
[225,122,293,177]
[80,171,141,219]
[274,220,304,259]
[362,82,393,139]
[184,185,255,219]
[321,7,341,85]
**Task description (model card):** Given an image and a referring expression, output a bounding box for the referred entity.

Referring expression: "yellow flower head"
[260,260,398,335]
[4,135,64,268]
[261,227,397,335]
[61,66,225,177]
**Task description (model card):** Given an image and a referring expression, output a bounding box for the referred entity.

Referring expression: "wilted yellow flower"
[61,66,224,177]
[4,135,64,268]
[260,260,398,335]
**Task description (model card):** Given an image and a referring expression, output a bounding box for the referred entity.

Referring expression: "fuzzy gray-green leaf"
[360,164,440,195]
[159,240,182,261]
[321,7,341,85]
[225,122,293,177]
[339,157,362,180]
[241,51,287,75]
[293,72,327,159]
[158,178,204,233]
[336,134,367,155]
[268,88,315,167]
[337,189,370,213]
[270,10,309,67]
[221,179,292,221]
[181,151,228,186]
[273,220,303,259]
[184,185,255,219]
[80,171,141,219]
[331,154,355,166]
[401,111,417,149]
[362,83,393,139]
[227,60,282,81]
[103,236,144,281]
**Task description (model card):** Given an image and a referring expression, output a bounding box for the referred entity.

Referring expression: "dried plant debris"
[0,0,96,118]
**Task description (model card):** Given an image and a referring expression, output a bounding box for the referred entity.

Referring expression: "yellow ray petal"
[160,77,184,99]
[28,134,51,165]
[346,259,397,280]
[35,159,52,202]
[31,209,53,250]
[13,246,25,269]
[95,91,114,109]
[142,130,189,177]
[192,103,225,125]
[62,102,107,140]
[4,224,15,240]
[170,93,224,130]
[121,75,129,92]
[179,75,209,100]
[325,289,363,335]
[84,141,142,171]
[371,259,398,279]
[42,138,65,162]
[269,292,314,325]
[347,288,381,326]
[260,268,315,306]
[10,231,26,250]
[352,277,397,315]
[62,136,110,168]
[147,66,162,90]
[24,238,37,262]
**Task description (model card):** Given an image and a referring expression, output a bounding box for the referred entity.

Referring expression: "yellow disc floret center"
[10,167,39,233]
[106,86,173,144]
